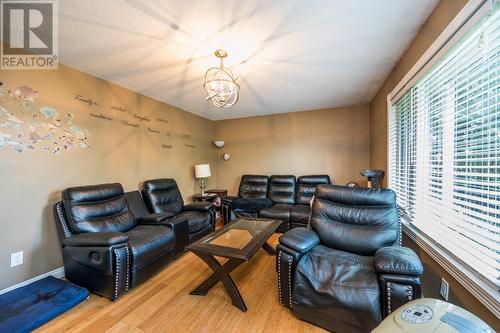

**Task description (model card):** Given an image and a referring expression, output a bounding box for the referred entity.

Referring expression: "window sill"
[402,220,499,318]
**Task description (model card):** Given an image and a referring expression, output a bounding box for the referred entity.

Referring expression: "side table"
[192,193,218,204]
[204,189,227,218]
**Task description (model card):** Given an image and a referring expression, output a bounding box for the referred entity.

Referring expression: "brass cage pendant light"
[204,49,240,108]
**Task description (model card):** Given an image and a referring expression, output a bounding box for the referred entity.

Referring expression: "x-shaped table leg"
[190,251,247,312]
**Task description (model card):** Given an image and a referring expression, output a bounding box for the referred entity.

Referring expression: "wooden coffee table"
[186,217,282,312]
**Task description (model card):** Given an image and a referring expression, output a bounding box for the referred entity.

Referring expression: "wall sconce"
[213,140,230,163]
[213,140,230,188]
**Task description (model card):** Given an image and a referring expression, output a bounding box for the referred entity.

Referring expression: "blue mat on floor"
[0,276,89,333]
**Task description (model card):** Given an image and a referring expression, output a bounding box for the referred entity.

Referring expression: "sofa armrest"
[63,232,128,247]
[137,212,175,224]
[159,216,189,253]
[62,242,129,300]
[374,246,424,318]
[183,202,215,212]
[278,227,320,253]
[276,227,320,308]
[374,246,423,276]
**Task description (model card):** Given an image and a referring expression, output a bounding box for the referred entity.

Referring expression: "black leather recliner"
[258,175,296,232]
[222,175,272,224]
[53,183,177,300]
[141,178,216,245]
[276,185,424,333]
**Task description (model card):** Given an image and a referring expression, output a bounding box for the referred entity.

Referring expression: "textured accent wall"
[0,64,217,291]
[213,106,370,195]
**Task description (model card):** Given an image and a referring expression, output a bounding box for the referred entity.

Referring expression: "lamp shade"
[213,140,225,148]
[195,164,211,178]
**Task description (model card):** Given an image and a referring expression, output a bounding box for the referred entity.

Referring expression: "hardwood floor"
[36,233,326,333]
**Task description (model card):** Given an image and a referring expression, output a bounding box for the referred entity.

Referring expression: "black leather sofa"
[53,181,216,300]
[141,178,216,244]
[276,184,423,332]
[53,183,177,300]
[222,174,330,231]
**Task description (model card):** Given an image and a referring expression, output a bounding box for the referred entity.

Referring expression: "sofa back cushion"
[268,175,296,204]
[142,178,184,215]
[310,184,399,256]
[238,175,269,199]
[63,183,136,234]
[125,191,150,218]
[295,175,331,205]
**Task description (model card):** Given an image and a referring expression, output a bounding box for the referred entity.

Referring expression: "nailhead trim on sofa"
[113,248,121,299]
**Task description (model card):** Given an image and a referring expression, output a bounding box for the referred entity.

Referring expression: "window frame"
[386,0,500,317]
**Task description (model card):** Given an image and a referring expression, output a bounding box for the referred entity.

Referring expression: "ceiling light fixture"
[204,49,240,108]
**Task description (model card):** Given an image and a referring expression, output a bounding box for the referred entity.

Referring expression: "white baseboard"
[0,267,65,295]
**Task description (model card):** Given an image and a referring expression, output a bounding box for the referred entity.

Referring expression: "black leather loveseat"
[222,174,330,232]
[53,181,215,300]
[276,184,423,332]
[141,178,216,244]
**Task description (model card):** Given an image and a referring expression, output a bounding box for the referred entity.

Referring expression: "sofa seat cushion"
[258,203,293,222]
[175,211,212,233]
[290,205,310,226]
[125,225,175,270]
[293,245,381,332]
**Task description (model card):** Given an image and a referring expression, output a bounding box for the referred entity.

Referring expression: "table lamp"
[195,164,211,195]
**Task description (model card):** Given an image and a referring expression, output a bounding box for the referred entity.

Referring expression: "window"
[388,5,499,290]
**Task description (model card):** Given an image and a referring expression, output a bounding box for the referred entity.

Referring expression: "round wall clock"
[223,153,231,161]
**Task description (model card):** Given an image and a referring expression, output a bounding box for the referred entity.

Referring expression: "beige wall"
[0,64,217,290]
[213,106,370,195]
[369,0,499,329]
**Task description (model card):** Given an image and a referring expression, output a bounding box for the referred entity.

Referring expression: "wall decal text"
[73,94,102,107]
[134,114,151,122]
[110,105,126,112]
[122,120,140,128]
[89,113,113,121]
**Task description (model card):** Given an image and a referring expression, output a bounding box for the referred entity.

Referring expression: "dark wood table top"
[186,217,282,261]
[205,189,228,194]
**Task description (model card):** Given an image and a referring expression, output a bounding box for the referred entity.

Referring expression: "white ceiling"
[57,0,439,120]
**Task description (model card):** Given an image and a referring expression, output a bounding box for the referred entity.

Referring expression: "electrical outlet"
[10,251,23,267]
[440,278,449,301]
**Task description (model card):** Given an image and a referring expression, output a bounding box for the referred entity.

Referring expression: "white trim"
[389,0,489,102]
[403,222,500,318]
[0,267,65,295]
[386,94,392,189]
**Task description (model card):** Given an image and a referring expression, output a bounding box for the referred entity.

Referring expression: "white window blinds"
[388,6,499,289]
